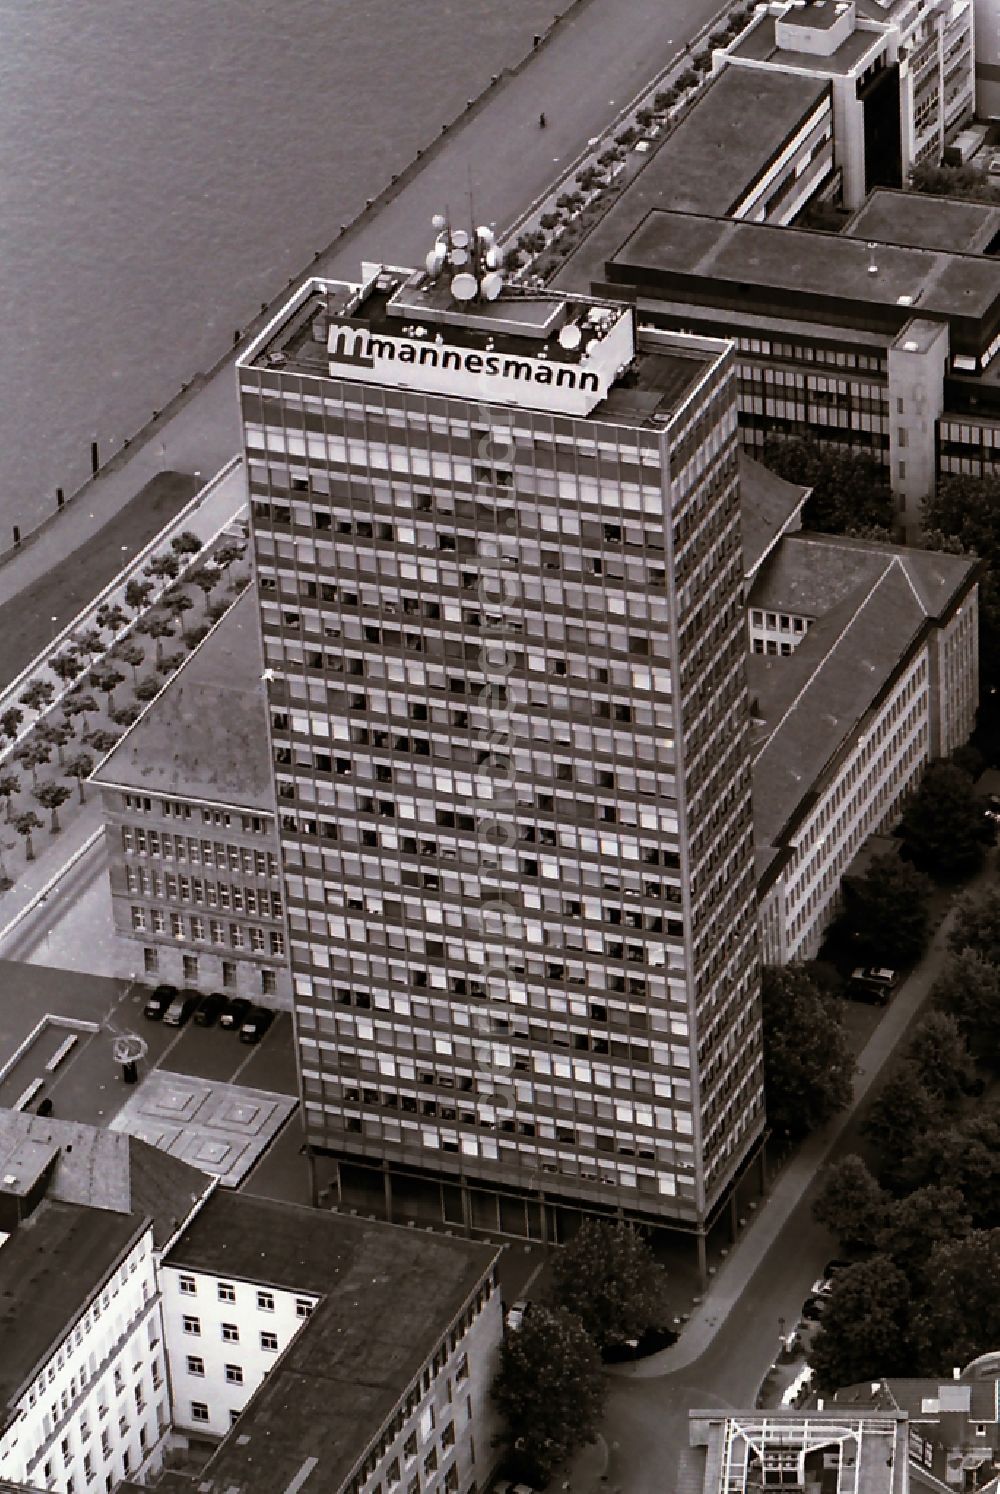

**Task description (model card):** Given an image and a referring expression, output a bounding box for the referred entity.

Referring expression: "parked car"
[219,997,252,1030]
[848,967,898,1004]
[811,1260,852,1296]
[193,992,227,1027]
[238,1007,275,1044]
[505,1300,529,1333]
[801,1295,828,1322]
[163,993,199,1027]
[143,984,177,1021]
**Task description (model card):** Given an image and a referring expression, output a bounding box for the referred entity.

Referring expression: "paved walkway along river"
[0,0,728,614]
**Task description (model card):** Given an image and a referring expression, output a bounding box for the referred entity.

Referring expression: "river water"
[0,0,561,530]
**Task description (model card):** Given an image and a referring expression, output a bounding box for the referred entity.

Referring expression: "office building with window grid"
[92,593,291,1007]
[237,248,764,1265]
[159,1192,502,1494]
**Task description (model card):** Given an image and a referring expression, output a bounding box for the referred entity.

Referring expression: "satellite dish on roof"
[558,322,582,350]
[431,213,447,230]
[425,247,447,276]
[450,247,469,266]
[484,244,504,269]
[477,225,495,245]
[451,228,470,248]
[451,272,478,301]
[482,271,504,301]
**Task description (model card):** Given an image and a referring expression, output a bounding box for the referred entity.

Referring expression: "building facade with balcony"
[237,252,765,1272]
[92,594,292,1008]
[159,1191,502,1494]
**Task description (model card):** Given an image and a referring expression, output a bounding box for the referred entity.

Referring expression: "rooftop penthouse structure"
[237,230,764,1270]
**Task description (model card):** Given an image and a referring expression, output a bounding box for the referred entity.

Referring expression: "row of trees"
[0,534,248,885]
[761,965,855,1142]
[492,1220,669,1483]
[808,880,1000,1387]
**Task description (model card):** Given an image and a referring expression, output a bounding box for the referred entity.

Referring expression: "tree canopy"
[761,436,894,535]
[910,1231,1000,1373]
[897,760,990,882]
[862,1063,934,1182]
[842,852,932,967]
[922,473,1000,699]
[551,1219,669,1351]
[912,160,1000,203]
[762,965,854,1139]
[904,1012,972,1111]
[947,886,1000,966]
[810,1258,913,1391]
[812,1155,887,1257]
[930,948,1000,1061]
[897,1108,1000,1228]
[874,1185,971,1290]
[491,1305,605,1482]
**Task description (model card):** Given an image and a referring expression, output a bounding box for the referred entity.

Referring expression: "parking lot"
[0,960,300,1170]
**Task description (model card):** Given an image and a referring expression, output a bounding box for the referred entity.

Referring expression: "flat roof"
[727,11,883,71]
[687,1409,910,1493]
[845,188,1000,254]
[0,1199,141,1416]
[167,1193,499,1494]
[624,65,829,217]
[92,591,273,812]
[749,532,979,871]
[0,1112,211,1247]
[247,276,718,431]
[606,209,1000,333]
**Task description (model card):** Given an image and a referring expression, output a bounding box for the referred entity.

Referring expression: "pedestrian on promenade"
[539,111,547,127]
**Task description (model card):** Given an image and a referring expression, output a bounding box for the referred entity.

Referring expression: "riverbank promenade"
[0,0,728,612]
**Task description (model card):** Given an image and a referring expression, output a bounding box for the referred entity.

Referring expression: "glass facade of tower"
[238,272,764,1238]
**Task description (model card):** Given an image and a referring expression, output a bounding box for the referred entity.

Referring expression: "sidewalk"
[0,0,727,615]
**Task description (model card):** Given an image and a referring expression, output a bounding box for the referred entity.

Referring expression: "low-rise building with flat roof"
[627,64,834,223]
[92,592,290,1007]
[160,1190,502,1494]
[680,1407,910,1492]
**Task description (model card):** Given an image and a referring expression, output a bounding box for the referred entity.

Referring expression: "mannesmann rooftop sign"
[326,317,633,416]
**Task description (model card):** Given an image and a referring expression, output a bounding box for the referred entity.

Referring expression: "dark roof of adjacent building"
[0,1198,141,1419]
[92,591,274,812]
[605,209,1000,328]
[748,533,980,876]
[844,189,1000,255]
[623,66,829,218]
[738,453,809,578]
[165,1192,500,1494]
[0,1111,211,1247]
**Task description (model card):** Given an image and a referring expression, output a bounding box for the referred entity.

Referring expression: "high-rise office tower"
[238,225,764,1267]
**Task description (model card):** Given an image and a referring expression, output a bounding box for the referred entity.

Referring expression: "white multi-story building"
[744,525,980,963]
[0,1114,212,1494]
[159,1191,503,1494]
[720,0,976,204]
